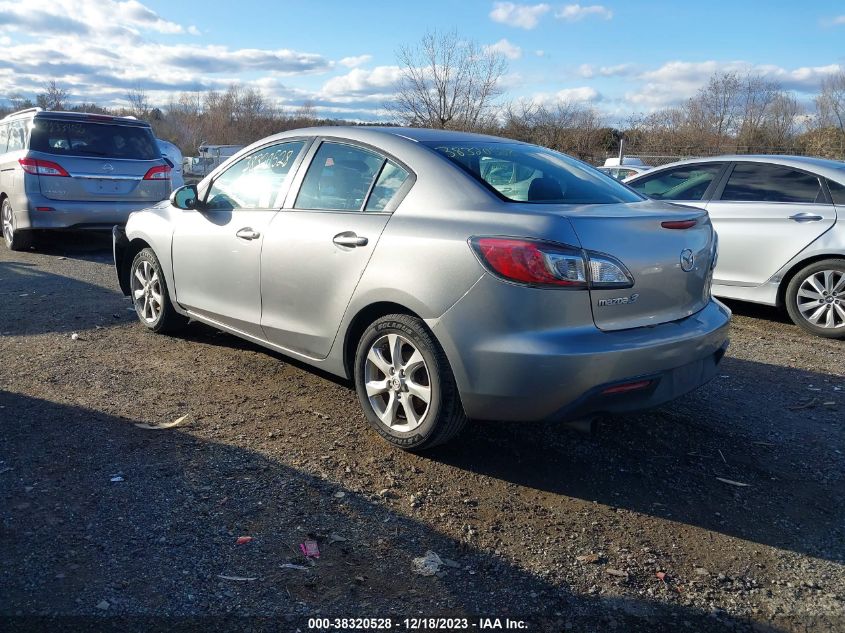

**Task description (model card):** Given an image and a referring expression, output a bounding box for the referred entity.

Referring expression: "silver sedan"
[114,127,729,449]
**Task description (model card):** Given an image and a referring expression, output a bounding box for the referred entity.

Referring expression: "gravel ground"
[1,234,843,632]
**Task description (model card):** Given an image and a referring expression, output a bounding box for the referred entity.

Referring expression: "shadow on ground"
[429,356,845,565]
[0,390,780,631]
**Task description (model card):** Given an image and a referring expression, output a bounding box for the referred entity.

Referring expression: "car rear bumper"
[431,281,731,422]
[18,194,156,230]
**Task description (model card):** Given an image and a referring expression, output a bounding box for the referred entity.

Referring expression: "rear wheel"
[354,314,466,450]
[2,198,32,251]
[129,248,188,334]
[785,259,845,339]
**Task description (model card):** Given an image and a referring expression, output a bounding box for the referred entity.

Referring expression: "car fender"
[123,202,182,313]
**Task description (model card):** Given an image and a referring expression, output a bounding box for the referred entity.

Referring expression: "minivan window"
[424,142,641,204]
[6,120,26,152]
[29,119,160,160]
[0,123,8,153]
[628,164,724,201]
[720,163,823,203]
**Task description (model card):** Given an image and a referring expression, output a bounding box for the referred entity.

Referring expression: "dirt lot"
[1,234,843,632]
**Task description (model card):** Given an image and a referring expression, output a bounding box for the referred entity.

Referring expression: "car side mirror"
[170,184,200,210]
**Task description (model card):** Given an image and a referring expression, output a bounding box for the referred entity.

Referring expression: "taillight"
[470,238,587,288]
[469,237,634,289]
[18,158,69,177]
[143,165,171,180]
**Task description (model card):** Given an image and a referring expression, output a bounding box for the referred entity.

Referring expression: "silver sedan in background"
[114,127,729,450]
[626,156,845,338]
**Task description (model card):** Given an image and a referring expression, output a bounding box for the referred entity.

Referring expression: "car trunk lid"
[564,200,715,331]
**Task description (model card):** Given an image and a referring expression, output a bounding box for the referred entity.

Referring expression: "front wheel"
[129,248,188,334]
[354,314,467,450]
[785,259,845,339]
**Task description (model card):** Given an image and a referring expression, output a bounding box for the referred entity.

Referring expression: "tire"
[354,314,467,450]
[129,248,188,334]
[2,198,32,252]
[785,259,845,339]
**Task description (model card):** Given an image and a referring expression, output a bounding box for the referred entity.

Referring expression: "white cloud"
[484,38,522,60]
[578,63,635,78]
[625,60,844,110]
[489,2,551,29]
[822,15,845,26]
[319,66,402,100]
[529,86,600,107]
[534,49,545,57]
[555,4,613,21]
[339,54,373,68]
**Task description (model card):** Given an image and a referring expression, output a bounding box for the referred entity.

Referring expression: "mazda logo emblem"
[102,163,114,172]
[680,249,695,272]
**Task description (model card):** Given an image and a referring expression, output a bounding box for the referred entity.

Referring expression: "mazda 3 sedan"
[114,127,730,450]
[626,156,845,338]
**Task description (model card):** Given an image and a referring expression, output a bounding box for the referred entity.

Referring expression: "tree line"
[2,31,844,163]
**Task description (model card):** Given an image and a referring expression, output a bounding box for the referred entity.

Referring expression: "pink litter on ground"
[300,539,320,558]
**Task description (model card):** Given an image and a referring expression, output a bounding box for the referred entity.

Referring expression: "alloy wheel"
[2,201,13,246]
[796,269,845,329]
[363,333,431,432]
[130,259,164,324]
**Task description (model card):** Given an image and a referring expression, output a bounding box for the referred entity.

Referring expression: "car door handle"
[332,233,369,247]
[788,213,824,222]
[236,227,261,240]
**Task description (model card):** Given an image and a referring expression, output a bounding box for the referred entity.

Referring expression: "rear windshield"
[424,141,643,204]
[29,119,159,160]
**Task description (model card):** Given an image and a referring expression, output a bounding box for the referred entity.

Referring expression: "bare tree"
[8,93,33,111]
[765,92,802,148]
[815,70,845,133]
[126,85,150,117]
[391,30,507,130]
[737,75,780,147]
[36,80,69,111]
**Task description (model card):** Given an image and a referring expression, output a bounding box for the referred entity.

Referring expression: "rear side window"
[365,161,410,212]
[295,142,384,211]
[628,164,724,201]
[29,119,159,160]
[829,180,845,206]
[0,123,8,153]
[720,163,823,203]
[205,140,306,210]
[426,142,641,204]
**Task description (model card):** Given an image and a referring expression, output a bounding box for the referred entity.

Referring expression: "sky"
[0,0,843,124]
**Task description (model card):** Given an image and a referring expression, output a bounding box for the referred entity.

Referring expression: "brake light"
[18,158,69,177]
[143,165,171,180]
[470,238,587,288]
[470,237,634,289]
[661,219,697,230]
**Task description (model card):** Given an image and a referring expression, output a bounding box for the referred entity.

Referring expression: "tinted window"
[425,142,641,204]
[6,120,26,152]
[295,142,383,211]
[29,119,159,160]
[205,141,305,210]
[629,164,724,201]
[829,180,845,206]
[365,161,410,212]
[720,163,822,203]
[0,123,8,153]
